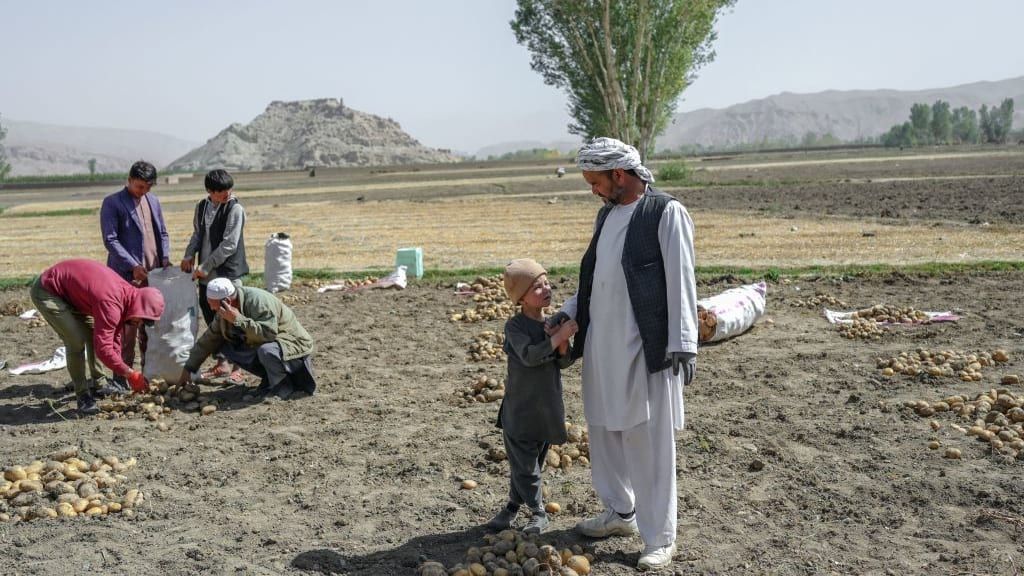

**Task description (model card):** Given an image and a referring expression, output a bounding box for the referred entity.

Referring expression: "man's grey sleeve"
[659,202,698,354]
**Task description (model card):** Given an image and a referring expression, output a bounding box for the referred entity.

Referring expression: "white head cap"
[206,278,237,301]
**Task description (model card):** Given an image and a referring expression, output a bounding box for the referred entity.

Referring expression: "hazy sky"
[1,0,1022,153]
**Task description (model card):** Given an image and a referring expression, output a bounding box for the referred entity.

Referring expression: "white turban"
[576,137,655,183]
[206,277,237,300]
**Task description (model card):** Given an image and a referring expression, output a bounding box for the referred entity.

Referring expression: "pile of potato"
[0,447,144,523]
[484,423,590,469]
[458,374,506,403]
[852,304,929,324]
[0,301,27,316]
[788,292,848,308]
[300,276,380,290]
[905,387,1024,460]
[96,378,219,423]
[837,317,886,340]
[469,331,507,362]
[878,348,1010,380]
[546,423,590,470]
[450,276,516,323]
[418,529,595,576]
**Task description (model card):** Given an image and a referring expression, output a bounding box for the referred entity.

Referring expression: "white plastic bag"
[265,232,293,293]
[144,268,198,384]
[698,281,767,343]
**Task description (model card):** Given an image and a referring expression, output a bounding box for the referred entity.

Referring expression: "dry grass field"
[2,147,1023,277]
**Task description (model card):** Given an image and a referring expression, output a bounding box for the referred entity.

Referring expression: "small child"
[486,258,578,534]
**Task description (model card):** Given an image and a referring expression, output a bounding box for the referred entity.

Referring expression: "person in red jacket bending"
[29,259,165,415]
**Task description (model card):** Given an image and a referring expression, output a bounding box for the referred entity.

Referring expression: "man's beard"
[605,185,627,205]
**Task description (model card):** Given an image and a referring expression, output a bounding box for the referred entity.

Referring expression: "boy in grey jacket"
[486,259,578,534]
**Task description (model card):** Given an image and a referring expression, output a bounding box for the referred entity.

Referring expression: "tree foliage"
[950,106,978,144]
[980,98,1015,143]
[883,99,1014,148]
[930,100,951,144]
[511,0,735,159]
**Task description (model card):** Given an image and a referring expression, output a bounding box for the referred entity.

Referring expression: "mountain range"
[4,76,1022,176]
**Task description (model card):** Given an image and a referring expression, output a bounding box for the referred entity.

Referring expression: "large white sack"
[698,281,767,343]
[144,268,198,384]
[265,232,293,293]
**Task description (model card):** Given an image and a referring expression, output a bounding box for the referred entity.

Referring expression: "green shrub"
[657,161,691,183]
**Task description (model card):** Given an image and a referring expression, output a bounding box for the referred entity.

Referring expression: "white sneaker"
[574,508,639,538]
[637,543,676,571]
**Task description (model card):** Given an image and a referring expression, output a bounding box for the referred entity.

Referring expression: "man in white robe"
[549,137,698,571]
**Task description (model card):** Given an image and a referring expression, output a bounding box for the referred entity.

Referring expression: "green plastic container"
[395,247,423,279]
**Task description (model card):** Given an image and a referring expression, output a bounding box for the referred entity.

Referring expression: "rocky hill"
[168,99,459,171]
[658,76,1024,150]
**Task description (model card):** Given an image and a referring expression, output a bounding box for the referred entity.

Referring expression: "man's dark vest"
[194,197,249,279]
[572,187,676,374]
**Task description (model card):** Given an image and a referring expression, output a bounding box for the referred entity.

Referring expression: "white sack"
[699,281,767,343]
[265,232,293,293]
[143,268,198,384]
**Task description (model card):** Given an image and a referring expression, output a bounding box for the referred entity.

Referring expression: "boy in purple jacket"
[99,160,171,387]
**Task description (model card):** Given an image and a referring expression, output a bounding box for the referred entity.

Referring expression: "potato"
[545,452,561,468]
[544,502,561,514]
[122,489,142,509]
[461,479,478,490]
[4,466,27,482]
[566,556,591,575]
[56,493,78,505]
[418,562,447,576]
[25,461,45,475]
[77,482,99,498]
[560,568,579,576]
[1003,375,1021,386]
[993,350,1010,363]
[72,499,90,513]
[201,405,217,416]
[18,479,43,493]
[944,448,962,459]
[56,502,76,517]
[469,564,487,576]
[84,506,104,516]
[47,447,78,462]
[927,440,940,450]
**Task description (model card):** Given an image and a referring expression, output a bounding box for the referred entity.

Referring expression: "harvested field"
[1,147,1023,575]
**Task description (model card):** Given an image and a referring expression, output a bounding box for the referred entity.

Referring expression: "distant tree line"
[665,132,879,156]
[0,113,11,182]
[882,98,1015,148]
[483,148,570,162]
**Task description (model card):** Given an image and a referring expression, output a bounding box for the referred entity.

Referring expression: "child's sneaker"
[485,503,519,531]
[523,510,549,534]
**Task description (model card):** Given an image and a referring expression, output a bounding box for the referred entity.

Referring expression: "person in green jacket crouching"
[180,278,315,400]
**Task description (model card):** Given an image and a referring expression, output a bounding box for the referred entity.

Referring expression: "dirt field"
[1,148,1023,575]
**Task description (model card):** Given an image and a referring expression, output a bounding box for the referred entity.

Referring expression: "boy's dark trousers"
[503,433,549,510]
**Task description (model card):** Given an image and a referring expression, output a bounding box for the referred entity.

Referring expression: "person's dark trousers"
[219,341,315,395]
[122,299,148,371]
[503,433,549,511]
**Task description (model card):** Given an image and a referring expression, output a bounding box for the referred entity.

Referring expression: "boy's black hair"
[204,169,234,192]
[129,160,158,184]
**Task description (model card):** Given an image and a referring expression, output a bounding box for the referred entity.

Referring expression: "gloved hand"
[670,352,696,385]
[126,370,148,393]
[544,311,570,331]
